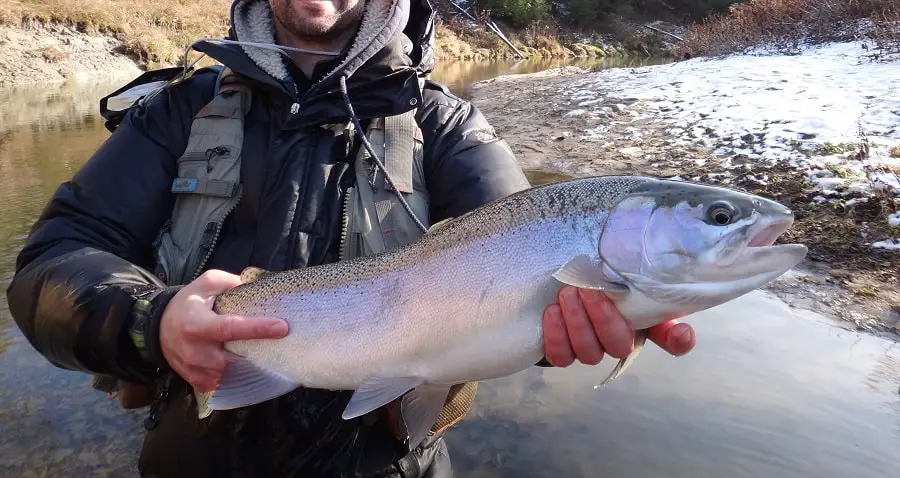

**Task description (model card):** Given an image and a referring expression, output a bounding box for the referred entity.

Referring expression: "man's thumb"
[195,269,244,295]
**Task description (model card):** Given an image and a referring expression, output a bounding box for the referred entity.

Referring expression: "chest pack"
[147,66,477,440]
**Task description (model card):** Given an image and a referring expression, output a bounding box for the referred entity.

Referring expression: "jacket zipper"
[190,189,243,281]
[338,186,354,262]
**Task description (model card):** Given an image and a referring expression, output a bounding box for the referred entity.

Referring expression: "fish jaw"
[615,237,807,330]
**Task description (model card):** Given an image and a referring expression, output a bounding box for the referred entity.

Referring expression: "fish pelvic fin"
[553,254,629,293]
[240,266,268,283]
[205,352,299,412]
[342,376,422,419]
[597,329,649,387]
[401,384,452,450]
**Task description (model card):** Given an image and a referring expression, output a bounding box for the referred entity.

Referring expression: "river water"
[0,59,898,477]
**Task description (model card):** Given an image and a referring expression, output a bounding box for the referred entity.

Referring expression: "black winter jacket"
[5,0,531,476]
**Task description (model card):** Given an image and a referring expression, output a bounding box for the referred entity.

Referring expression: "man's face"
[270,0,364,42]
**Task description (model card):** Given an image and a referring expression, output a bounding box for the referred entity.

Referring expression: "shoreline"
[469,48,900,340]
[0,23,142,87]
[0,17,678,88]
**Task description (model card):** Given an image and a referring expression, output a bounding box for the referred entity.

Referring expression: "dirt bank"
[471,65,900,339]
[0,23,141,87]
[0,11,673,88]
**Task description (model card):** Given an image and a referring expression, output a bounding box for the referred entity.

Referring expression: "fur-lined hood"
[230,0,406,83]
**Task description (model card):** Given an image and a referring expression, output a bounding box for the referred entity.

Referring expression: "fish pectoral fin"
[342,376,422,420]
[205,352,299,412]
[240,266,268,283]
[401,384,452,450]
[553,255,629,292]
[597,329,648,387]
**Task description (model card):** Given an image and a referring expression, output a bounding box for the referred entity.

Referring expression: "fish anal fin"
[195,390,214,419]
[596,329,648,387]
[553,254,629,292]
[240,266,268,283]
[205,352,299,413]
[401,384,452,450]
[342,377,422,420]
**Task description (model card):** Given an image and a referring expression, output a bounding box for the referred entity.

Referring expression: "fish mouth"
[734,214,808,275]
[747,215,794,248]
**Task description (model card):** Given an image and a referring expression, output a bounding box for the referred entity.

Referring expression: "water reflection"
[429,56,670,100]
[446,291,900,478]
[0,61,897,478]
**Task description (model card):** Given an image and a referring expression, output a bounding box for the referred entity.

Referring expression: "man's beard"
[270,0,365,45]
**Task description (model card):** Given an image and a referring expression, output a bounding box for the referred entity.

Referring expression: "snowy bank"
[556,41,900,249]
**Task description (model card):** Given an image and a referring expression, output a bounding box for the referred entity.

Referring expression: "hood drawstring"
[139,37,344,108]
[338,75,429,234]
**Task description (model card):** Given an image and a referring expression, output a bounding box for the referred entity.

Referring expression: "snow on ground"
[889,211,900,227]
[558,41,900,249]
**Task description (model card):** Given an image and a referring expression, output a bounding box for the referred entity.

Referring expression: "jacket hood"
[189,0,436,125]
[230,0,407,83]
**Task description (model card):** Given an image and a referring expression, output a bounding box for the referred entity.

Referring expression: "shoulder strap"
[341,107,431,259]
[153,67,252,285]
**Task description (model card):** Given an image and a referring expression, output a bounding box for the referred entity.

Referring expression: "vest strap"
[171,178,239,197]
[382,112,420,193]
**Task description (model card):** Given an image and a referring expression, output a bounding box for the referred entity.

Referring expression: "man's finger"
[578,288,634,359]
[542,304,575,367]
[558,286,605,365]
[192,314,289,343]
[217,315,289,342]
[648,320,695,356]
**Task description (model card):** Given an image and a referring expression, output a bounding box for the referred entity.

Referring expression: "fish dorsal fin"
[553,255,629,292]
[240,266,268,283]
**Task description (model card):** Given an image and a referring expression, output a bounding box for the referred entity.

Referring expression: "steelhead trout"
[197,175,807,448]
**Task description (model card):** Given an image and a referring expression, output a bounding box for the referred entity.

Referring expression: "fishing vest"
[149,66,477,439]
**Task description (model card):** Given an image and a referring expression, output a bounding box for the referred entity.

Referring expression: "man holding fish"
[4,0,803,476]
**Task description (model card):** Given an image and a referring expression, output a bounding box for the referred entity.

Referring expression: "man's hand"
[159,270,289,392]
[542,285,696,367]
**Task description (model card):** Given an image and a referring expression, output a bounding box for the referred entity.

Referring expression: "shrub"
[472,0,552,27]
[675,0,900,58]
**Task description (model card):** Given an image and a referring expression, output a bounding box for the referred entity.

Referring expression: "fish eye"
[708,202,736,226]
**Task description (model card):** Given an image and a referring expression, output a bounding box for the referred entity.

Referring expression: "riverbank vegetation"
[3,0,898,76]
[0,0,232,68]
[675,0,900,58]
[0,0,744,71]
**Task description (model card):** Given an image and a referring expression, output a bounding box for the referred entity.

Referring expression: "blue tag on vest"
[172,178,198,193]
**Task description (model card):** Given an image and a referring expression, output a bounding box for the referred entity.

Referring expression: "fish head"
[597,178,808,327]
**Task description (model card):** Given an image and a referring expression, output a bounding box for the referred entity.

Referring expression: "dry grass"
[0,0,232,68]
[435,16,586,60]
[0,0,606,67]
[675,0,900,58]
[435,16,508,60]
[890,144,900,159]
